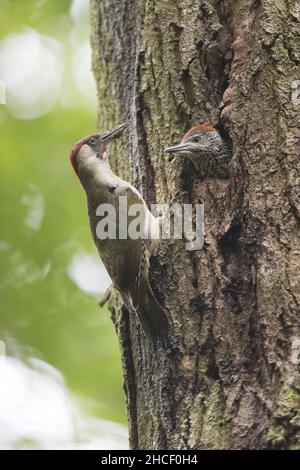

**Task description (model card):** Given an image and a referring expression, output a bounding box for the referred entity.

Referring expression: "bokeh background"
[0,0,126,449]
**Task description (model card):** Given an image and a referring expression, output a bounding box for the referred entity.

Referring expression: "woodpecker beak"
[164,142,193,155]
[101,123,128,143]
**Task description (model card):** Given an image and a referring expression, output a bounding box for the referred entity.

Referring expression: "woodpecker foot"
[170,189,189,205]
[99,285,113,308]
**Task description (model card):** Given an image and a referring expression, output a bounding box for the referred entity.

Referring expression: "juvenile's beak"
[101,123,128,143]
[164,142,192,154]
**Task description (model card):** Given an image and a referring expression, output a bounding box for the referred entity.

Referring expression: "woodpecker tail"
[132,276,169,344]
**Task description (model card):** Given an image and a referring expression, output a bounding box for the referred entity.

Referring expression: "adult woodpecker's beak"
[101,123,128,144]
[164,142,192,155]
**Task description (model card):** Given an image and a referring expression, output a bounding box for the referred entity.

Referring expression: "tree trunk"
[90,0,300,449]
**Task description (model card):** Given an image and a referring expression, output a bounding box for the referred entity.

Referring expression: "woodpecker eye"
[193,136,200,143]
[88,137,97,145]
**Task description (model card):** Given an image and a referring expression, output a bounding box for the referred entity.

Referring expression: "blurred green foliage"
[0,0,125,424]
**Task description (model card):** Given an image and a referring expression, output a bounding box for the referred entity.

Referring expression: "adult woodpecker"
[164,124,232,178]
[70,123,168,342]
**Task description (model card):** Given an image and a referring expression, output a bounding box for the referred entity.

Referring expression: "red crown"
[183,124,216,141]
[70,139,84,176]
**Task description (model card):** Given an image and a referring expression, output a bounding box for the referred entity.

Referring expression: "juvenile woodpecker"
[70,123,168,342]
[164,124,232,178]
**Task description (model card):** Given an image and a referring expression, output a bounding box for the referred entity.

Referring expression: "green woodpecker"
[164,124,232,178]
[70,123,168,342]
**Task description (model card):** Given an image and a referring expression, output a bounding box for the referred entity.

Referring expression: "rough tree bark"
[90,0,300,449]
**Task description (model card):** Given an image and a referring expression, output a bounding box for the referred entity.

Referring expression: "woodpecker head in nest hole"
[164,124,232,178]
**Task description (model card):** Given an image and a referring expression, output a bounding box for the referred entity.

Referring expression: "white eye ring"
[88,137,97,145]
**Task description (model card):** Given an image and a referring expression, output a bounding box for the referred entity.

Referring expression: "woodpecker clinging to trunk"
[164,124,232,178]
[70,123,168,343]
